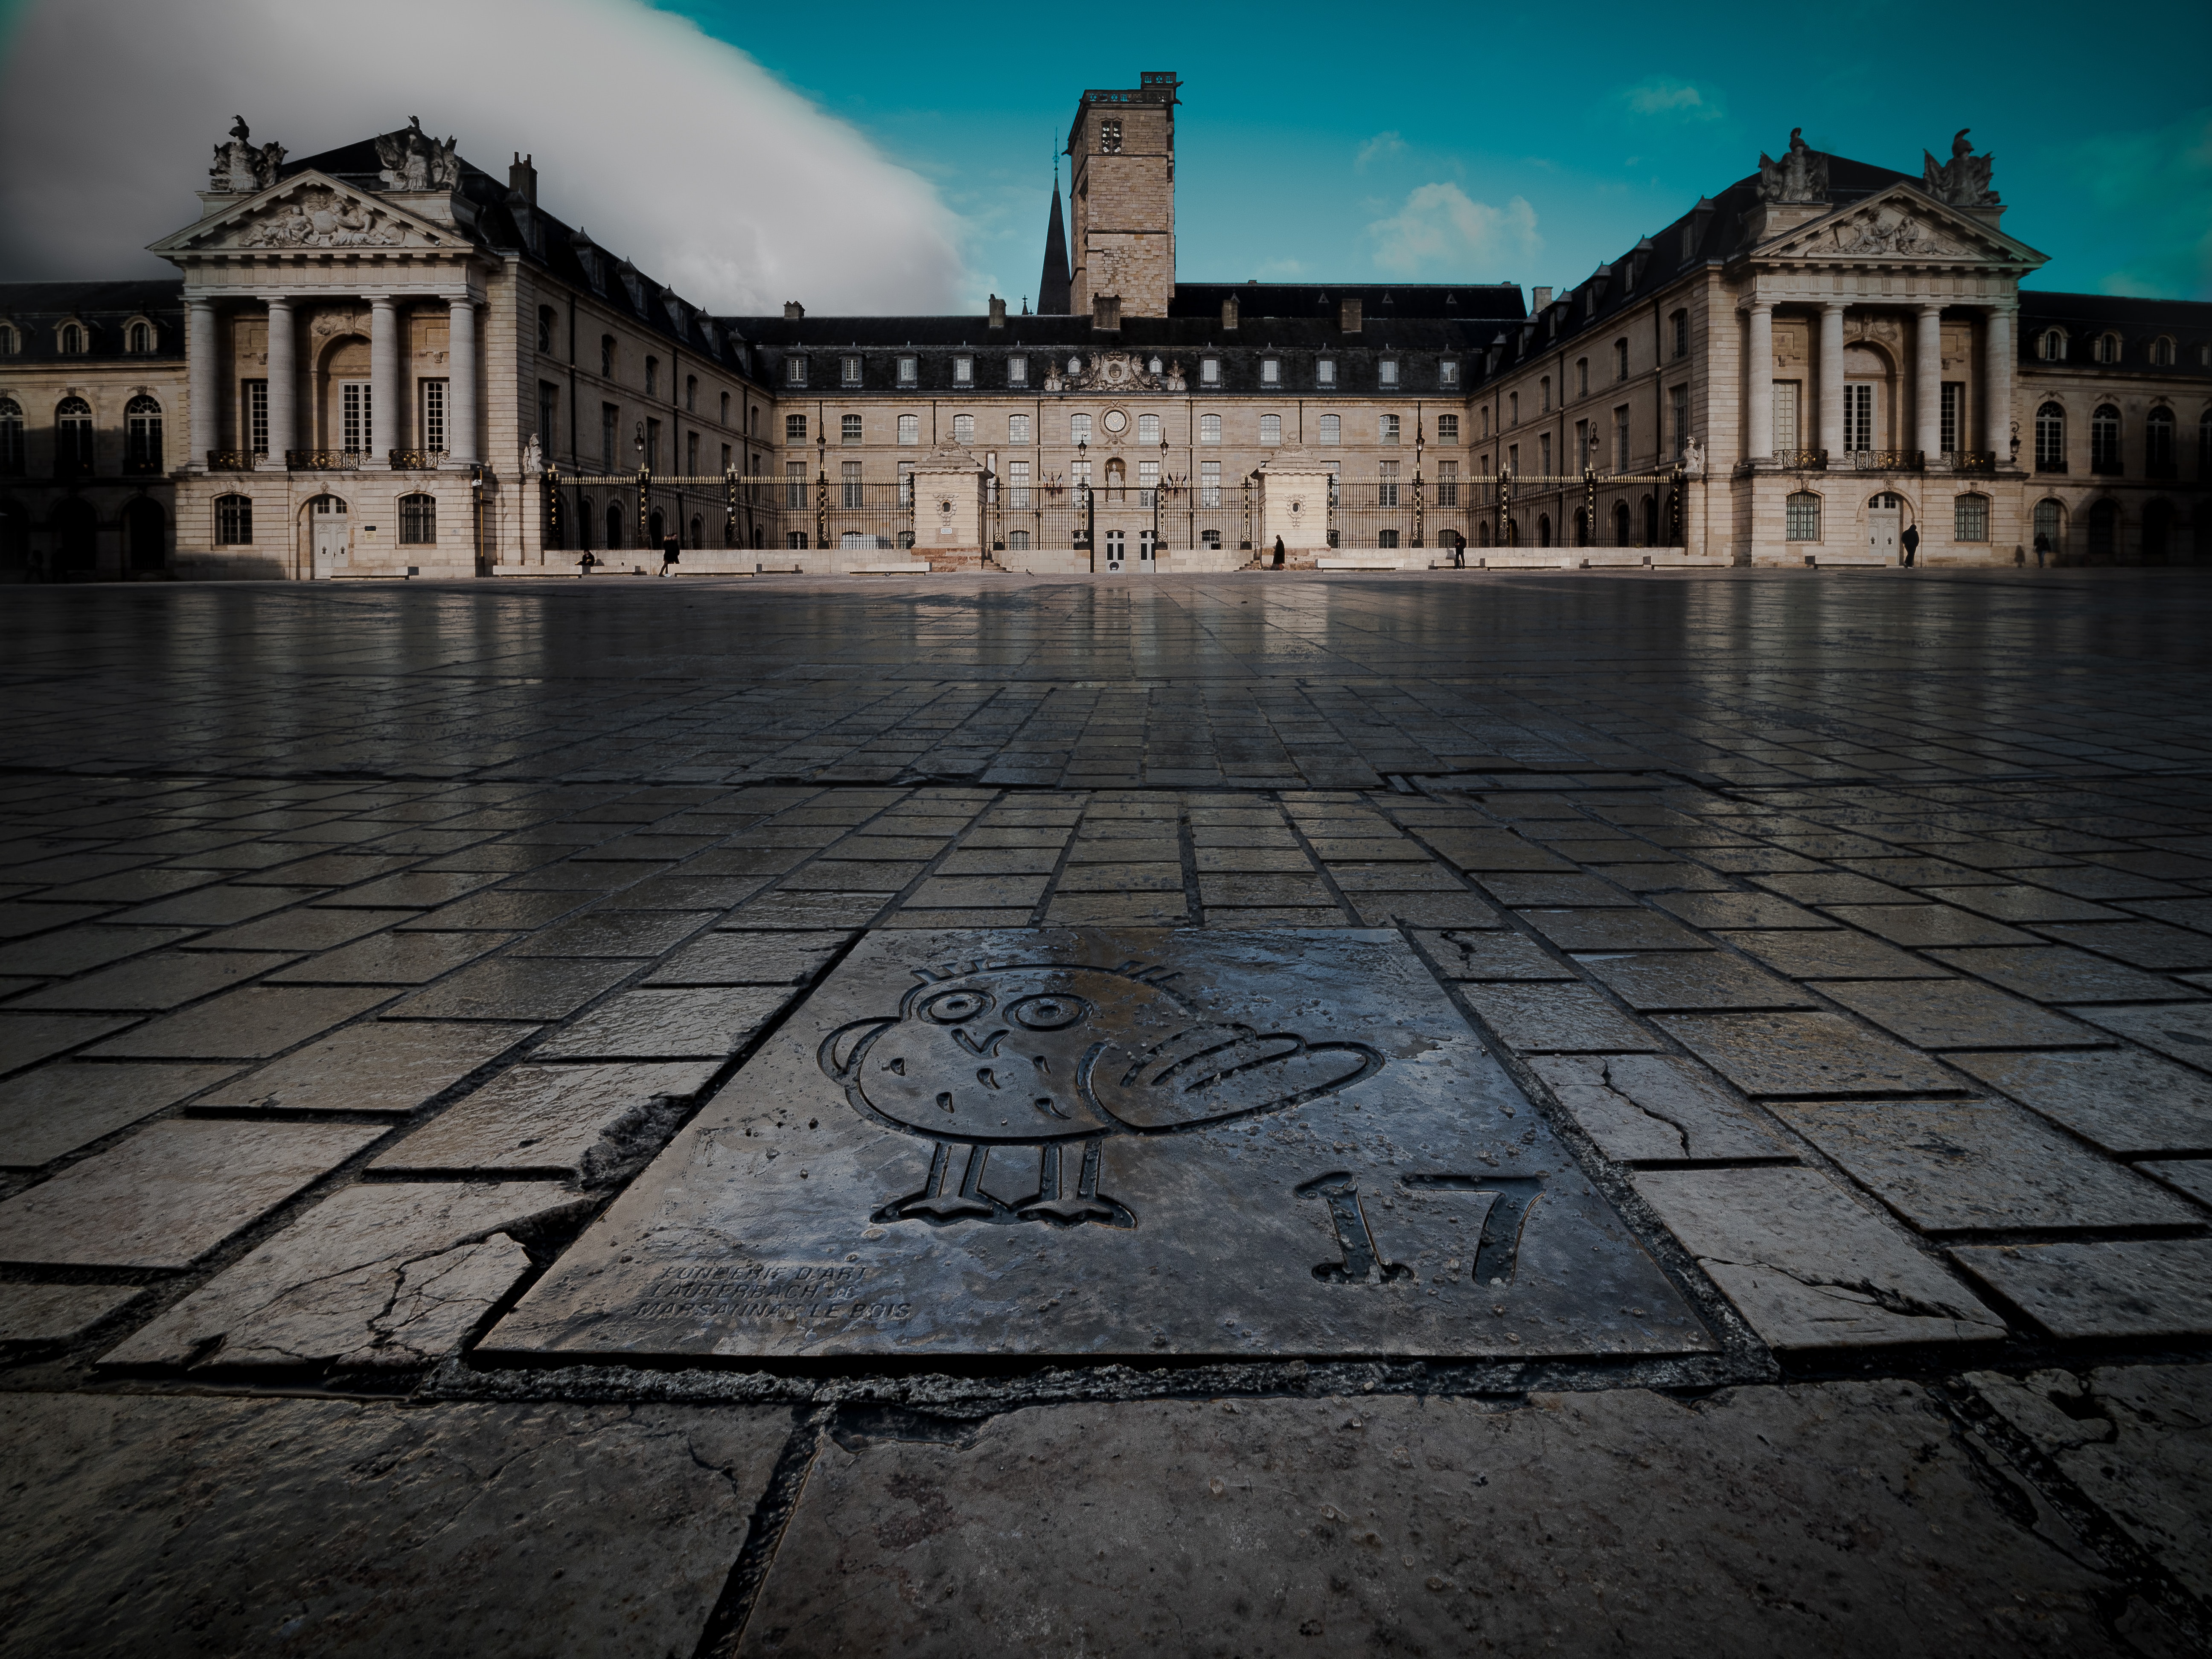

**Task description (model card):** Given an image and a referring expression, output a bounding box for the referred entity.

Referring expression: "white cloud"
[0,0,967,315]
[1354,131,1406,170]
[1620,78,1724,123]
[1365,183,1539,278]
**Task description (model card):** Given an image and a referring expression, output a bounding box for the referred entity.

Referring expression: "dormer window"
[58,322,84,354]
[1200,357,1220,386]
[2039,329,2066,361]
[953,356,973,385]
[1439,360,1458,387]
[1378,359,1399,387]
[785,356,807,387]
[0,324,15,356]
[1008,355,1028,386]
[1316,359,1336,386]
[841,355,862,386]
[2096,333,2120,364]
[127,320,154,353]
[1261,357,1279,384]
[2150,337,2175,367]
[897,356,918,386]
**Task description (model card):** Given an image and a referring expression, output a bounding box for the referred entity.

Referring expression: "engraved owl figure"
[818,958,1382,1229]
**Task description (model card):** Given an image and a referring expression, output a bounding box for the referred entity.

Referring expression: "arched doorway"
[2033,499,2065,564]
[306,494,349,576]
[606,504,624,549]
[1537,514,1552,547]
[54,498,96,574]
[0,499,27,576]
[690,515,704,548]
[1572,507,1589,547]
[648,509,665,544]
[1642,494,1659,546]
[124,498,165,572]
[1612,502,1630,547]
[2142,501,2173,566]
[2088,500,2120,564]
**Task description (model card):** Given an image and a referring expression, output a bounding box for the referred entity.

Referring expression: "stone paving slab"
[1923,945,2204,1005]
[744,1383,2151,1658]
[371,1058,722,1177]
[1945,1048,2212,1154]
[194,1020,538,1114]
[0,1283,143,1345]
[0,1010,140,1071]
[84,985,395,1060]
[1528,1054,1792,1163]
[0,1059,239,1166]
[1952,1239,2212,1338]
[1808,978,2105,1050]
[0,1392,787,1659]
[2063,1001,2212,1070]
[1656,1011,1962,1097]
[1575,950,1817,1012]
[1454,982,1666,1053]
[484,928,1708,1364]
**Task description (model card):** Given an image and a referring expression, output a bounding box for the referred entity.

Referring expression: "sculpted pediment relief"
[155,173,454,256]
[1758,184,2042,269]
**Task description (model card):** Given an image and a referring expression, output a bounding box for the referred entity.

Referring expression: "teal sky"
[667,0,2212,307]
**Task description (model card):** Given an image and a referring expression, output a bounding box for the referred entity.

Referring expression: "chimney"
[509,153,536,205]
[1222,295,1239,330]
[1092,293,1121,330]
[1339,297,1362,333]
[988,294,1007,329]
[783,301,805,319]
[1531,286,1553,311]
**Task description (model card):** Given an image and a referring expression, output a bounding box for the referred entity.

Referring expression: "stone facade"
[2,95,2206,582]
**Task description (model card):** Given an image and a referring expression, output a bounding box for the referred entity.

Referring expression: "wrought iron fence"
[1844,449,1924,472]
[1464,472,1687,550]
[1775,448,1829,471]
[389,449,444,471]
[286,449,362,471]
[206,449,255,472]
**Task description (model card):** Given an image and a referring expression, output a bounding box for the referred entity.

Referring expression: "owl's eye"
[1008,993,1089,1030]
[919,988,993,1023]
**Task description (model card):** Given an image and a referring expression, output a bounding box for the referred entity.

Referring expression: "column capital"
[1820,299,1847,314]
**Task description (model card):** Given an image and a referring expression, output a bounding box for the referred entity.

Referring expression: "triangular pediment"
[1758,183,2045,269]
[149,171,459,256]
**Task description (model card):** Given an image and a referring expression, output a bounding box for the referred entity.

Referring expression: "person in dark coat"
[2034,530,2051,568]
[1900,521,1920,567]
[659,534,681,576]
[1271,536,1285,568]
[577,550,597,578]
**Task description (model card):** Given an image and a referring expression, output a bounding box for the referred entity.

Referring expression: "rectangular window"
[1954,492,1988,541]
[897,356,918,386]
[1539,434,1552,474]
[399,493,436,544]
[1437,460,1458,506]
[243,379,268,454]
[785,357,807,386]
[786,413,807,442]
[686,431,699,474]
[1008,355,1028,386]
[420,379,448,454]
[1578,360,1590,398]
[1672,311,1688,360]
[785,460,806,509]
[1844,384,1873,453]
[1138,459,1158,503]
[841,413,862,445]
[1100,117,1121,153]
[841,459,862,508]
[1317,360,1336,386]
[1508,443,1519,474]
[952,413,975,445]
[1200,358,1220,386]
[898,462,913,505]
[1009,413,1030,445]
[1318,414,1340,445]
[1669,384,1688,458]
[841,355,862,386]
[1941,382,1965,454]
[1440,361,1459,388]
[1786,491,1821,541]
[343,382,373,452]
[216,495,252,543]
[897,414,920,446]
[537,381,558,457]
[1380,414,1400,445]
[721,443,731,473]
[645,417,661,472]
[602,403,617,471]
[1377,528,1400,548]
[1773,380,1801,452]
[1260,414,1281,445]
[1379,360,1399,387]
[1009,459,1031,508]
[1379,460,1400,507]
[1574,419,1589,471]
[1261,358,1280,384]
[1008,530,1030,550]
[953,356,973,385]
[1071,413,1092,444]
[1199,413,1221,445]
[1437,413,1458,442]
[1615,407,1630,471]
[1200,460,1221,507]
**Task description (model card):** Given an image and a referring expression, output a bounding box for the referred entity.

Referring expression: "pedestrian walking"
[2033,531,2051,568]
[1271,536,1285,569]
[1452,529,1468,568]
[659,534,681,577]
[1900,522,1920,567]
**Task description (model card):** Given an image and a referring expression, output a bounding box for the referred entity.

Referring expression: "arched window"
[537,307,554,352]
[55,396,92,475]
[2091,405,2122,473]
[2035,402,2066,472]
[605,503,623,549]
[0,323,16,355]
[0,396,23,475]
[125,394,162,472]
[2096,333,2119,365]
[577,497,594,550]
[953,413,975,445]
[1613,501,1631,546]
[1953,492,1989,541]
[58,322,84,354]
[1477,521,1492,547]
[215,493,253,544]
[398,492,437,545]
[684,375,697,413]
[2033,499,2064,559]
[689,514,703,547]
[2150,337,2174,368]
[1786,491,1821,541]
[1318,414,1340,445]
[2146,407,2175,474]
[1137,413,1161,444]
[600,335,614,378]
[2039,329,2066,361]
[2088,499,2119,563]
[1573,507,1589,547]
[1537,513,1552,546]
[127,320,152,353]
[648,509,665,544]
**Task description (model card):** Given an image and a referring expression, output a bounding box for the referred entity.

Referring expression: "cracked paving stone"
[1771,1100,2200,1235]
[383,958,634,1023]
[1634,1166,2005,1349]
[1518,908,1713,952]
[1417,929,1573,981]
[1973,1365,2212,1603]
[1948,1047,2212,1155]
[195,1020,538,1114]
[0,1060,239,1167]
[1455,983,1662,1054]
[1575,951,1817,1013]
[105,1181,595,1371]
[1529,1054,1790,1163]
[11,949,298,1011]
[2060,1001,2212,1071]
[2033,920,2212,972]
[86,985,396,1060]
[1653,891,1837,930]
[1923,945,2202,1006]
[1808,978,2103,1050]
[0,1392,787,1658]
[1658,1011,1962,1098]
[1714,927,1953,981]
[1822,905,2040,949]
[0,1118,382,1268]
[0,1010,141,1071]
[739,1382,2153,1659]
[533,984,797,1060]
[643,929,851,986]
[0,1283,143,1346]
[263,928,523,986]
[1950,1239,2212,1339]
[372,1059,721,1178]
[0,924,203,978]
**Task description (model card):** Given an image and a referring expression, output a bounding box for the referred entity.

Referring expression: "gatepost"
[1254,448,1337,569]
[908,443,988,573]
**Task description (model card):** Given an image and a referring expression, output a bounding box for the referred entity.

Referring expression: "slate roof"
[0,281,186,360]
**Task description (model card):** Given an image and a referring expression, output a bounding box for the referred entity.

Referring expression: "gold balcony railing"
[1775,448,1828,470]
[389,448,445,470]
[206,449,256,471]
[285,448,361,471]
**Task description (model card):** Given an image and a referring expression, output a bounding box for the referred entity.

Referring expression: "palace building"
[1,79,2206,580]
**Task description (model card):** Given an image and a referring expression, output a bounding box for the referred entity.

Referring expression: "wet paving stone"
[314,870,500,909]
[1652,891,1836,930]
[1415,929,1572,981]
[1951,1239,2212,1339]
[1517,907,1713,952]
[1947,1048,2212,1155]
[1771,1100,2200,1234]
[1714,927,1956,980]
[383,958,635,1023]
[1575,951,1817,1012]
[1750,872,1921,905]
[1656,1011,1960,1097]
[1529,1054,1791,1163]
[532,984,797,1060]
[1808,978,2103,1050]
[2140,1158,2212,1206]
[85,985,396,1060]
[11,949,298,1011]
[0,1061,239,1167]
[641,929,851,986]
[0,1119,382,1267]
[392,890,590,932]
[1819,904,2041,948]
[1923,945,2199,1005]
[111,884,327,928]
[195,1021,538,1114]
[1916,884,2128,923]
[483,928,1707,1364]
[2061,1000,2212,1070]
[207,905,418,951]
[0,1283,143,1346]
[2034,920,2212,971]
[0,924,203,978]
[1455,982,1666,1053]
[0,1011,140,1071]
[105,1181,594,1371]
[1476,873,1639,906]
[505,909,717,958]
[262,928,522,985]
[373,1059,722,1177]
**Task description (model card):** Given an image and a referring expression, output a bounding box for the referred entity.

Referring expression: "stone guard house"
[0,88,2206,579]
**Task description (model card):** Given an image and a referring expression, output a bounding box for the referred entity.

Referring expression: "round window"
[1102,409,1129,435]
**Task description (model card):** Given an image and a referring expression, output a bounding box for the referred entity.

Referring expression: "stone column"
[1983,305,2014,461]
[265,297,296,461]
[187,299,217,468]
[369,297,399,464]
[1915,304,1943,460]
[447,297,478,464]
[1817,303,1845,460]
[1745,302,1774,462]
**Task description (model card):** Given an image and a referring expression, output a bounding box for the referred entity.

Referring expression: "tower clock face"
[1102,408,1128,434]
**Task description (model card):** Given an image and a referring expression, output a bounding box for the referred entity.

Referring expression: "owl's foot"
[872,1143,1016,1226]
[1016,1141,1136,1229]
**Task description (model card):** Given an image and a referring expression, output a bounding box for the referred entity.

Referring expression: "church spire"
[1037,158,1071,315]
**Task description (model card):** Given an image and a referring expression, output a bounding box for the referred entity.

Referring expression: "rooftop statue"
[1756,128,1829,204]
[1923,129,1999,207]
[375,116,462,192]
[208,115,285,194]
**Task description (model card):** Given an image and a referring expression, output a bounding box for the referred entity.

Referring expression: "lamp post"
[1077,435,1091,570]
[633,421,648,550]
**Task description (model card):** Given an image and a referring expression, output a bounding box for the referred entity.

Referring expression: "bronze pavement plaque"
[482,930,1710,1362]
